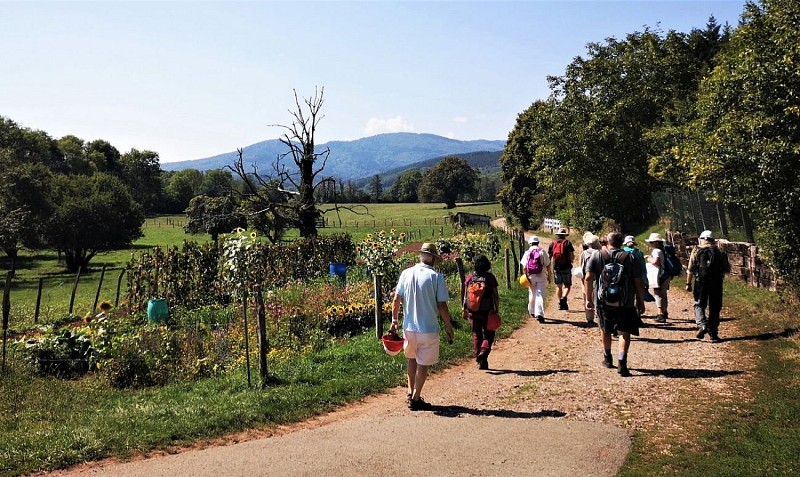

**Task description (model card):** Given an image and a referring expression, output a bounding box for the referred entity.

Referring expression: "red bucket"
[382,331,405,356]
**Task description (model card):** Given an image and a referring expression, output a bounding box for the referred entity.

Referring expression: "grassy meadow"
[1,203,502,330]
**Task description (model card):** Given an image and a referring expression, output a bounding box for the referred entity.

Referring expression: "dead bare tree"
[229,87,367,242]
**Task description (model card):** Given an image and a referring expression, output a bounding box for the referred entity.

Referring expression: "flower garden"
[12,229,503,389]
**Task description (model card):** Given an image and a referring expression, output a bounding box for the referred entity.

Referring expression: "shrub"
[20,326,94,378]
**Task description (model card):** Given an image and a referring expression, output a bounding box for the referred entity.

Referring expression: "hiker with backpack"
[520,235,551,323]
[623,235,650,312]
[462,254,500,370]
[686,230,730,342]
[644,232,680,323]
[548,228,575,311]
[579,233,601,325]
[584,232,646,377]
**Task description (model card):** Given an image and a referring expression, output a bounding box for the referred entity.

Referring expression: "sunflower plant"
[220,227,259,300]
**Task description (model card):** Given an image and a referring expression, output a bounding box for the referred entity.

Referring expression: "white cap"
[528,235,540,245]
[699,230,714,240]
[624,235,636,245]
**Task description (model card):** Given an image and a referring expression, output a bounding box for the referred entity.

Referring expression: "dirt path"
[47,231,752,477]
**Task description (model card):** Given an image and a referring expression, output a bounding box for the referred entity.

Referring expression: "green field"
[1,203,503,329]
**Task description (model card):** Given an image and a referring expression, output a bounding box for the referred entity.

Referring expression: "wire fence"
[651,189,756,244]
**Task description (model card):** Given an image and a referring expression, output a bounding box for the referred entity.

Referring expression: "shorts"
[403,330,440,366]
[553,269,573,287]
[597,306,642,336]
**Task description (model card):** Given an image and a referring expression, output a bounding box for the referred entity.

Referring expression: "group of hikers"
[388,228,730,410]
[520,228,731,376]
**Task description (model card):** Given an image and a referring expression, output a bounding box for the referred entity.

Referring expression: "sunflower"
[250,231,257,239]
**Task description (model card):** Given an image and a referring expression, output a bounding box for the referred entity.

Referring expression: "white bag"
[571,266,584,280]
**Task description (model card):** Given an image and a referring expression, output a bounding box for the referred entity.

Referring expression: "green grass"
[0,257,529,477]
[618,279,800,476]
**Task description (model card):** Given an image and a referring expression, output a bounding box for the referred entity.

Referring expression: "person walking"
[644,232,670,323]
[391,242,455,411]
[520,236,551,323]
[584,232,646,377]
[579,233,600,325]
[462,254,500,370]
[548,228,575,311]
[686,230,730,342]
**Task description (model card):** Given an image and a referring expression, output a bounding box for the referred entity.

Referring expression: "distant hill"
[161,132,505,180]
[352,150,503,188]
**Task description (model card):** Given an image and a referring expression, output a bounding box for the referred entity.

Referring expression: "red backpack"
[552,240,571,268]
[464,274,491,313]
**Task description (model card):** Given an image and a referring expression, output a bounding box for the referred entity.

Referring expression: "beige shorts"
[403,331,440,366]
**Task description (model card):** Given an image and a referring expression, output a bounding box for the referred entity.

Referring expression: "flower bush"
[435,231,501,262]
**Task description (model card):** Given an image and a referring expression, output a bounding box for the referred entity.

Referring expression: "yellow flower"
[390,228,396,234]
[235,227,245,233]
[250,231,257,239]
[399,232,407,239]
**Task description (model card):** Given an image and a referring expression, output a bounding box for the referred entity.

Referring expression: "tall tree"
[120,148,164,214]
[686,0,800,291]
[184,195,247,243]
[369,174,383,203]
[389,169,423,203]
[46,173,145,272]
[230,87,365,240]
[418,156,478,209]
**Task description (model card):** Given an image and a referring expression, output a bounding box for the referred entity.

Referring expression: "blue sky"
[1,0,747,163]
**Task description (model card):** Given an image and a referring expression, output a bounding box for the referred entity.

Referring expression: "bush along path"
[48,240,760,477]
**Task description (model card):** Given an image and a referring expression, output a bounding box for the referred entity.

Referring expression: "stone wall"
[667,231,778,292]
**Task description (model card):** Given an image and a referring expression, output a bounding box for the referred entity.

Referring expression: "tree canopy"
[418,156,478,209]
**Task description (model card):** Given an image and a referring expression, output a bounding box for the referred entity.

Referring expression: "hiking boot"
[655,315,667,323]
[559,298,569,310]
[478,359,489,370]
[602,354,614,368]
[409,398,433,411]
[696,327,706,340]
[618,359,631,377]
[406,393,413,407]
[710,334,721,343]
[536,315,545,323]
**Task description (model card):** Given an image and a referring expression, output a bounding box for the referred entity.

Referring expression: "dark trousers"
[693,279,724,334]
[470,312,496,359]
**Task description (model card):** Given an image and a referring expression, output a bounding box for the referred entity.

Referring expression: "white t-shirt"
[395,263,450,334]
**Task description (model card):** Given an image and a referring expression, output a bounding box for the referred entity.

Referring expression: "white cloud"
[364,116,415,136]
[454,116,469,124]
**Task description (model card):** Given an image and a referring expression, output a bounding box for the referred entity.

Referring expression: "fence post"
[374,274,383,339]
[242,290,252,388]
[509,239,519,277]
[115,269,125,307]
[34,277,43,324]
[68,268,82,316]
[2,271,11,371]
[455,258,466,307]
[92,266,107,312]
[254,285,269,388]
[505,249,511,289]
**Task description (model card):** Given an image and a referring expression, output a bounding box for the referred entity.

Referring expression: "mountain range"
[161,132,506,181]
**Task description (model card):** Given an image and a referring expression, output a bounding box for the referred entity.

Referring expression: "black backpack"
[663,243,683,278]
[694,247,720,282]
[599,249,630,308]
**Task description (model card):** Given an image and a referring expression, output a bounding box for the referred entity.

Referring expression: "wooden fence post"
[115,269,125,307]
[374,274,383,339]
[509,239,519,277]
[242,290,252,388]
[455,258,466,307]
[254,285,269,388]
[504,249,511,289]
[2,271,11,371]
[92,266,107,312]
[34,277,43,324]
[68,268,82,316]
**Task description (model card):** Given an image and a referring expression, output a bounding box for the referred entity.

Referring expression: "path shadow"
[634,336,697,344]
[486,368,579,377]
[432,405,566,419]
[644,323,697,332]
[634,368,744,379]
[719,327,799,343]
[544,317,597,329]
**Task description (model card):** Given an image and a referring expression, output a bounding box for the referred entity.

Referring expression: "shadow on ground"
[633,368,744,379]
[432,405,567,419]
